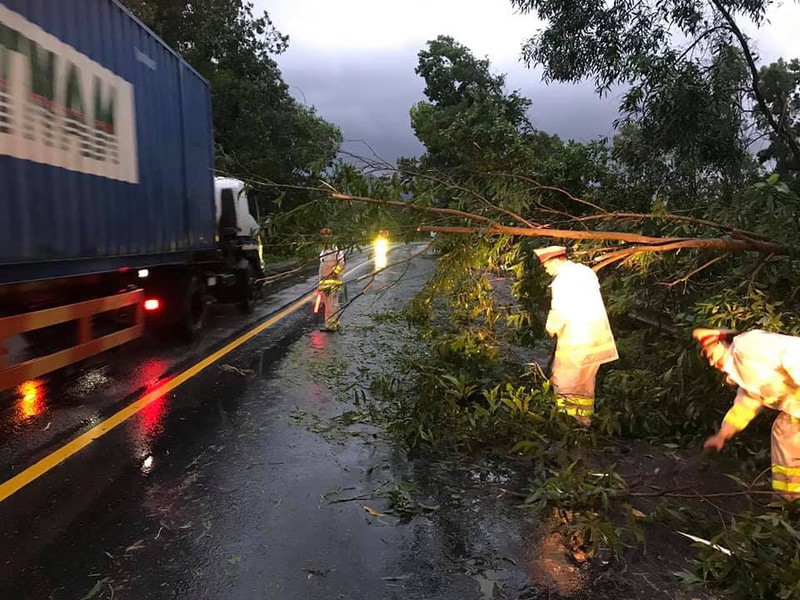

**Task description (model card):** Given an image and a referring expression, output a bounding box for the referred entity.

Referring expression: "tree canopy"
[124,0,342,212]
[510,0,800,180]
[756,58,800,184]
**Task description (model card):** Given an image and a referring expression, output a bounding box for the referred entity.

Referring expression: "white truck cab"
[214,177,260,239]
[213,177,264,300]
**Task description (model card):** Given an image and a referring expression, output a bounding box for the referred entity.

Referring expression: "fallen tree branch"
[488,172,609,214]
[498,486,775,500]
[418,225,686,245]
[629,489,775,498]
[330,192,497,225]
[594,237,786,266]
[574,211,772,242]
[333,242,434,321]
[417,225,788,257]
[662,255,727,289]
[326,493,374,504]
[329,191,791,267]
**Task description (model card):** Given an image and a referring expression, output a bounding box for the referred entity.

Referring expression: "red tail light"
[144,299,160,311]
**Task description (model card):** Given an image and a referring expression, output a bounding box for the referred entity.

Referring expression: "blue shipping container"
[0,0,217,285]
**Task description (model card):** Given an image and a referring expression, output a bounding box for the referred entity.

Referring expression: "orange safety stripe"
[0,290,142,337]
[0,291,143,391]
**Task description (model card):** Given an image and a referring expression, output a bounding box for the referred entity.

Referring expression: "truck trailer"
[0,1,264,391]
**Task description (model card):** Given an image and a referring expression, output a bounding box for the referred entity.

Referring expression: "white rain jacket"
[720,330,800,430]
[319,245,345,284]
[546,261,618,367]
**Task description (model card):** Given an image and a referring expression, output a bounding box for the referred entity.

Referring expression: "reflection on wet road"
[0,246,533,599]
[16,380,46,420]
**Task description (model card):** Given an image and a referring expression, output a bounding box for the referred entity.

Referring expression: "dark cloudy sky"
[261,0,800,163]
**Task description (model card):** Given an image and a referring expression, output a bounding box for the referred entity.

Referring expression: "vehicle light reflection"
[373,236,388,271]
[134,397,166,473]
[135,358,170,392]
[140,395,167,436]
[17,380,46,419]
[310,330,328,350]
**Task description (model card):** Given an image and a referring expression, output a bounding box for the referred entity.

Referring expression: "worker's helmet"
[379,229,389,238]
[533,245,567,264]
[320,228,333,237]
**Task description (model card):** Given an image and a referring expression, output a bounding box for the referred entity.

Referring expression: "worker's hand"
[703,433,727,452]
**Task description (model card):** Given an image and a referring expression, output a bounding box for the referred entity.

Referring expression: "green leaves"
[411,36,535,173]
[510,0,800,203]
[755,58,800,186]
[686,510,800,598]
[125,0,342,213]
[523,462,639,558]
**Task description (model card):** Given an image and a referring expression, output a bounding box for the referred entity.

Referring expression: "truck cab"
[214,177,264,275]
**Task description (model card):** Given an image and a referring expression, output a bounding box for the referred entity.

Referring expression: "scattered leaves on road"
[124,540,145,552]
[220,364,253,376]
[381,574,411,581]
[79,577,109,600]
[302,567,332,579]
[363,505,384,517]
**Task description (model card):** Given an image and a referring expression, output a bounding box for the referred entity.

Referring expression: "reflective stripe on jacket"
[319,278,343,292]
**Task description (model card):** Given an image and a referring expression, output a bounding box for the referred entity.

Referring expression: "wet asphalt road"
[0,246,536,600]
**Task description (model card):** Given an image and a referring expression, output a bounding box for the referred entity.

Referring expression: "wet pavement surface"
[0,246,539,600]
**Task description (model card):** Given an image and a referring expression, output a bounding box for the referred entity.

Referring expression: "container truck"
[0,0,264,391]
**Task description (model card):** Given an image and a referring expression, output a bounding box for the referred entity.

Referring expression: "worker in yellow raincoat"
[318,228,346,331]
[535,246,618,425]
[694,328,800,500]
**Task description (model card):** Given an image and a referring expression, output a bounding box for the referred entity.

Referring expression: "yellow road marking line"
[0,257,376,503]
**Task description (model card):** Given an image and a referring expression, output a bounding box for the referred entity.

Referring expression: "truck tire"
[237,265,257,315]
[178,274,207,341]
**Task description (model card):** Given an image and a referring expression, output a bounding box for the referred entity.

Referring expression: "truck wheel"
[237,265,257,315]
[178,275,207,341]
